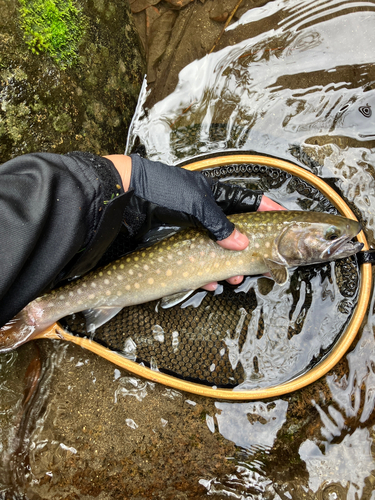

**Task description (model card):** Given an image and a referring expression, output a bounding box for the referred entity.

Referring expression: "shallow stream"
[2,0,375,498]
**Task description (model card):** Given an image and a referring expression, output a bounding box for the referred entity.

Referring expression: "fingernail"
[232,229,249,249]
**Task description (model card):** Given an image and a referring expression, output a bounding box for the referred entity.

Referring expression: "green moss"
[18,0,85,67]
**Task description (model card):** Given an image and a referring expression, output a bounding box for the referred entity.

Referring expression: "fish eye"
[327,233,338,241]
[325,226,340,241]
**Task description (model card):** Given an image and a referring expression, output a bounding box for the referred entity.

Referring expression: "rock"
[129,0,160,14]
[147,10,178,82]
[0,0,146,162]
[164,0,194,9]
[209,0,241,23]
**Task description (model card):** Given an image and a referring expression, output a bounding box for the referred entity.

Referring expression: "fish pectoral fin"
[161,290,195,309]
[263,258,289,285]
[83,307,123,333]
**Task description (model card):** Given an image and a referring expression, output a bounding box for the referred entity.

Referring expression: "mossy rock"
[0,0,145,162]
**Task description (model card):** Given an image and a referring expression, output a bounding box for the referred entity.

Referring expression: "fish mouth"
[321,235,364,260]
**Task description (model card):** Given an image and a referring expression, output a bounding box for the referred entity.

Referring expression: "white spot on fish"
[105,290,111,296]
[214,263,219,268]
[144,265,149,271]
[189,256,195,262]
[59,295,65,300]
[129,269,134,275]
[138,273,143,278]
[117,291,122,296]
[107,270,112,275]
[134,283,140,289]
[158,257,163,262]
[117,275,123,281]
[177,260,182,265]
[148,278,154,284]
[120,264,124,269]
[166,270,172,276]
[89,293,95,300]
[210,252,216,258]
[91,283,96,288]
[125,285,131,290]
[183,272,189,277]
[225,261,231,266]
[104,279,110,285]
[265,242,270,248]
[99,272,103,276]
[255,243,260,248]
[156,269,161,274]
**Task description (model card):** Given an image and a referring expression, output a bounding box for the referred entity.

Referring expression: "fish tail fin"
[0,310,37,352]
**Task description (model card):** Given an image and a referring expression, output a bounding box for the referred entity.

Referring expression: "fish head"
[277,213,363,266]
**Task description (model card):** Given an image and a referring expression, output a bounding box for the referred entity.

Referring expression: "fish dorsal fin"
[161,290,195,309]
[263,258,289,285]
[83,307,123,333]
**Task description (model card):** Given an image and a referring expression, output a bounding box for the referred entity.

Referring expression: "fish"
[0,211,363,353]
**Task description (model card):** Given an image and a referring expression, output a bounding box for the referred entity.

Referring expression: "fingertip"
[201,283,218,291]
[217,229,249,251]
[226,275,244,285]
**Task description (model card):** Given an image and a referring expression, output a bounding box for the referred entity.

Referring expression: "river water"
[1,0,375,498]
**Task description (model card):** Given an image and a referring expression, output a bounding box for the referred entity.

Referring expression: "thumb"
[216,228,249,251]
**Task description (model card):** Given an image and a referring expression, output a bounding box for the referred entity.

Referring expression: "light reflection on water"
[2,0,375,497]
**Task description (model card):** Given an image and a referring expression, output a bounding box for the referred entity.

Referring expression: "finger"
[257,195,287,211]
[216,228,249,251]
[201,282,218,291]
[226,275,244,285]
[201,275,244,291]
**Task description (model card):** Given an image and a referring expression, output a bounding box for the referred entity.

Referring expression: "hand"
[202,195,286,291]
[105,154,263,241]
[105,155,286,290]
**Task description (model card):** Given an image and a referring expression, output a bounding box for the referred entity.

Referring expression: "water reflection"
[214,400,288,453]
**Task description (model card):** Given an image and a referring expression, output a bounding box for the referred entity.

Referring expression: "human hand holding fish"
[105,154,286,291]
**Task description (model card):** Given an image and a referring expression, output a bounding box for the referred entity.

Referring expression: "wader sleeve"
[0,152,129,328]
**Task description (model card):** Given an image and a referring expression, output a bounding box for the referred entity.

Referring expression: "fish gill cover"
[18,0,85,67]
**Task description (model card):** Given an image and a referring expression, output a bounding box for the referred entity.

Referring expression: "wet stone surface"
[0,0,145,162]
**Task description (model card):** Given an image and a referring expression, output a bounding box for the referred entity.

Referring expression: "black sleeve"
[0,152,129,328]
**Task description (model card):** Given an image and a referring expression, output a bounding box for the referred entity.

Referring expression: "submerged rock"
[0,0,145,162]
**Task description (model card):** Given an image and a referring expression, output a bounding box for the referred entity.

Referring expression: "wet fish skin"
[0,211,362,352]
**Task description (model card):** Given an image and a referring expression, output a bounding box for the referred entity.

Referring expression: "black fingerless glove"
[121,155,262,242]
